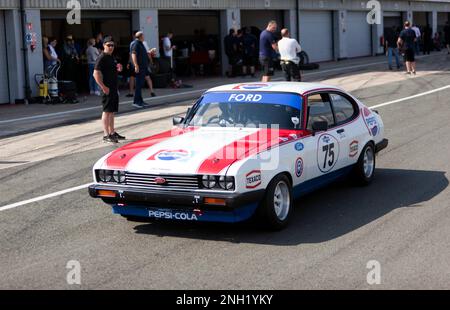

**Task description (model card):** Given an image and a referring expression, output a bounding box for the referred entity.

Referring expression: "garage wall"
[299,10,333,62]
[0,10,9,104]
[346,11,372,58]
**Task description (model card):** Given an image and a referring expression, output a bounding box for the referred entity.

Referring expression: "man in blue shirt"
[259,21,278,82]
[398,21,417,75]
[130,31,149,107]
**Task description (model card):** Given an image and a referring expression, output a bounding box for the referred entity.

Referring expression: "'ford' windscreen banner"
[200,92,303,110]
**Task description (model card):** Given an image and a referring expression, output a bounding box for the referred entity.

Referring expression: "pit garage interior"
[158,10,222,76]
[40,10,132,92]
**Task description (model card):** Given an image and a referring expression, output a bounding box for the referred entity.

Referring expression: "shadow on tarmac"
[132,168,448,245]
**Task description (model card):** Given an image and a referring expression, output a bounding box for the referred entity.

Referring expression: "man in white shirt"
[162,32,176,68]
[278,28,302,82]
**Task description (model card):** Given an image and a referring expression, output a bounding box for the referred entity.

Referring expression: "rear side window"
[307,93,335,130]
[330,94,357,124]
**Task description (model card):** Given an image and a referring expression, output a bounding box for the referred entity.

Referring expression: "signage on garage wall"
[25,23,37,52]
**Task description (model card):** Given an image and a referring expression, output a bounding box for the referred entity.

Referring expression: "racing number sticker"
[317,134,340,173]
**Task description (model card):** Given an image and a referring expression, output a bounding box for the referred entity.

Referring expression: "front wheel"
[257,174,293,231]
[352,143,376,186]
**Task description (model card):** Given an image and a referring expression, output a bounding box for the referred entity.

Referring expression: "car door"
[301,92,344,182]
[328,92,364,168]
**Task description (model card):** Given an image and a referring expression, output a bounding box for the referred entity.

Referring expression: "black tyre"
[257,174,293,231]
[299,51,310,65]
[352,143,376,186]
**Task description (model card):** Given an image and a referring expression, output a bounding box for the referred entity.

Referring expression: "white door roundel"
[317,134,340,173]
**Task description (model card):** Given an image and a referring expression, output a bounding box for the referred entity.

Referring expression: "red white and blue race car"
[89,82,388,230]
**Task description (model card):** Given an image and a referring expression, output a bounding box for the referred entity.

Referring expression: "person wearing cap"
[130,31,149,108]
[94,36,125,143]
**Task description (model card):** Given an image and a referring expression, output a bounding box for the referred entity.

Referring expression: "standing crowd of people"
[385,20,450,74]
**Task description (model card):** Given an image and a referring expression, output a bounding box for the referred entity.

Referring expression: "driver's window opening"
[307,93,335,130]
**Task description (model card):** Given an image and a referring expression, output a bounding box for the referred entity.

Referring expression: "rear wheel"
[257,174,293,231]
[352,143,376,185]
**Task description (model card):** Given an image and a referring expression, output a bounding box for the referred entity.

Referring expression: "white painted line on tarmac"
[370,85,450,109]
[0,183,93,212]
[2,53,439,126]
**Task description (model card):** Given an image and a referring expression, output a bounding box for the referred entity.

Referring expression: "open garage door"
[346,11,372,58]
[0,11,9,104]
[299,11,333,62]
[384,11,403,31]
[438,12,449,33]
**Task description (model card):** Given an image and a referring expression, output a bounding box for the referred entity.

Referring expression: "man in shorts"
[259,21,278,82]
[93,36,125,143]
[398,21,417,75]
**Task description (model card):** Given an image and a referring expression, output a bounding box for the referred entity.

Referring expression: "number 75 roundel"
[317,134,340,173]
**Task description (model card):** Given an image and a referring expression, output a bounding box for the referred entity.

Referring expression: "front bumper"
[89,185,265,223]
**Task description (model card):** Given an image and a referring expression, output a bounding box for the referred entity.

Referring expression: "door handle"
[337,129,345,134]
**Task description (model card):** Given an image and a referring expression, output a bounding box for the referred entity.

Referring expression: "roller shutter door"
[299,11,333,62]
[347,11,372,58]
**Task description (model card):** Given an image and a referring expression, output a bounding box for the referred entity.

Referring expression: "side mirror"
[291,117,300,129]
[173,116,184,126]
[312,121,328,135]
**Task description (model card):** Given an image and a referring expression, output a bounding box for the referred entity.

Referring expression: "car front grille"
[125,172,200,190]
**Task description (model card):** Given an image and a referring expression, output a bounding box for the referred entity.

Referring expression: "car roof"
[206,82,345,96]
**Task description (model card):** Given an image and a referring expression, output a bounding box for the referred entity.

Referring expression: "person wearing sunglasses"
[93,36,125,143]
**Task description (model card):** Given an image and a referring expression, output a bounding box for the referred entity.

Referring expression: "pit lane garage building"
[1,0,450,104]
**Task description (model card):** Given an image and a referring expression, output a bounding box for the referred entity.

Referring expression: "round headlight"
[113,170,126,184]
[98,170,113,182]
[219,176,235,190]
[202,175,217,189]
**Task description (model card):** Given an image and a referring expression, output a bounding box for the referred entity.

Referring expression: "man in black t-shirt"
[224,29,237,77]
[94,36,125,143]
[398,21,417,75]
[384,26,401,70]
[242,27,257,77]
